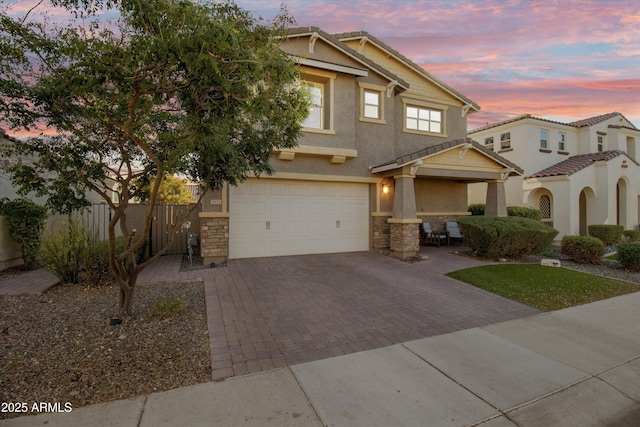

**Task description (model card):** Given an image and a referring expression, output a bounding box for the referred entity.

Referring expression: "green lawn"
[446,264,640,311]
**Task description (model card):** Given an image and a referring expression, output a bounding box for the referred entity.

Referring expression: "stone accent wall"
[372,215,391,250]
[418,215,468,234]
[389,222,419,259]
[200,216,229,264]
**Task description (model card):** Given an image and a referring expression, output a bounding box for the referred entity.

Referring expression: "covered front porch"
[371,138,523,260]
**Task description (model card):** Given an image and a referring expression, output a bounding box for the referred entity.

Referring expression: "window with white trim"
[299,67,335,133]
[363,90,380,119]
[558,132,566,151]
[597,134,606,152]
[500,132,511,149]
[302,81,324,129]
[485,136,494,146]
[405,105,442,133]
[540,129,549,149]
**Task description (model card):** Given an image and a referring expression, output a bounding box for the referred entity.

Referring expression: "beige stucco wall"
[415,179,468,214]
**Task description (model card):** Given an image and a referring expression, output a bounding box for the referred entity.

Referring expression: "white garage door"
[229,179,369,259]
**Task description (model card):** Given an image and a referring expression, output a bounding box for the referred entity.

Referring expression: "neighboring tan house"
[468,112,640,239]
[198,27,522,263]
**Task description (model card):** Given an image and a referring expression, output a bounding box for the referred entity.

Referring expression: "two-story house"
[199,27,522,263]
[468,112,640,239]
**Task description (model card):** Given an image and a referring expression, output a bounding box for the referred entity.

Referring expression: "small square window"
[484,137,494,146]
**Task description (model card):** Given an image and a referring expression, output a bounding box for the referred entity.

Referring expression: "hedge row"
[467,204,542,220]
[457,216,558,259]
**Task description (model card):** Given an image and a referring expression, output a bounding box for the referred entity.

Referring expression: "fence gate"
[150,204,191,256]
[78,203,112,244]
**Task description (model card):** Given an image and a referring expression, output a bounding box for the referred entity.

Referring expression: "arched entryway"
[579,187,595,236]
[617,178,628,227]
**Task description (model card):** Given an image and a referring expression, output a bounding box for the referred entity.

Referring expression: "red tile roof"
[527,150,629,178]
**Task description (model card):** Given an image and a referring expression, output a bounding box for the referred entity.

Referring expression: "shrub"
[507,206,543,221]
[617,242,640,271]
[0,198,48,267]
[39,219,89,284]
[154,296,186,317]
[560,235,605,264]
[587,224,624,246]
[623,230,640,242]
[467,204,485,216]
[457,216,558,259]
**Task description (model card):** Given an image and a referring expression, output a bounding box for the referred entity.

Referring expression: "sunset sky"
[4,0,640,130]
[237,0,640,129]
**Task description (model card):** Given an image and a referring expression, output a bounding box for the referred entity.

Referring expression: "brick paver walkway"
[0,268,60,295]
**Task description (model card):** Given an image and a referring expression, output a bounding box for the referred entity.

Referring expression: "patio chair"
[420,222,449,247]
[446,221,464,245]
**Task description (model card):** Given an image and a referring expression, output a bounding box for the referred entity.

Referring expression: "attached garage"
[229,178,369,259]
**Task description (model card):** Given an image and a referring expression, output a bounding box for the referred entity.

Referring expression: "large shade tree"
[0,0,309,317]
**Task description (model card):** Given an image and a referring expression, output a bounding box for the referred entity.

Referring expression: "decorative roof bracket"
[386,80,399,98]
[358,36,369,53]
[458,142,473,159]
[461,104,473,117]
[309,32,319,53]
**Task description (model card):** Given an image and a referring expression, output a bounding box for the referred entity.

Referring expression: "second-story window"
[405,105,442,133]
[500,132,511,149]
[597,134,606,152]
[540,129,549,149]
[485,136,494,147]
[363,90,380,119]
[302,81,324,129]
[558,132,566,151]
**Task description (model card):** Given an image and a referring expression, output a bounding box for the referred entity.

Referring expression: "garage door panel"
[230,179,369,259]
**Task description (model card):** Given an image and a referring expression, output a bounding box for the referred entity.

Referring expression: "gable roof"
[470,111,639,134]
[335,31,480,112]
[527,150,634,179]
[286,27,410,90]
[370,137,523,175]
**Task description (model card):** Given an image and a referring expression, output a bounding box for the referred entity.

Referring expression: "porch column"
[388,173,420,260]
[486,179,507,217]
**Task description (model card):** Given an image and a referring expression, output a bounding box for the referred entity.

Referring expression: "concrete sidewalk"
[3,290,639,426]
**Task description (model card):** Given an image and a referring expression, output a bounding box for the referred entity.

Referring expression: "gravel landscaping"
[0,280,210,420]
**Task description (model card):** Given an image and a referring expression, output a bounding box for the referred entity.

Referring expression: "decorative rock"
[498,257,508,262]
[421,255,430,261]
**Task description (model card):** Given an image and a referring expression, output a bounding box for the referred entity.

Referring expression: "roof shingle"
[527,150,628,178]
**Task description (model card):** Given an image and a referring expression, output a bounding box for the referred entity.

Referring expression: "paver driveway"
[202,250,540,380]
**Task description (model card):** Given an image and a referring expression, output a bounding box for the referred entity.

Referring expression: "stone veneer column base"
[199,213,229,264]
[372,214,392,251]
[389,221,420,260]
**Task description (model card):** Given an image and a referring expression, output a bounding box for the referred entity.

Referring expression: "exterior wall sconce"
[382,184,390,194]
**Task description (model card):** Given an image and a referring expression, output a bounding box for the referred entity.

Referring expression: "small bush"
[457,216,558,259]
[154,296,186,317]
[588,224,623,246]
[617,242,640,271]
[507,206,543,221]
[0,198,48,267]
[39,219,89,284]
[623,230,640,242]
[561,235,605,264]
[468,204,485,216]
